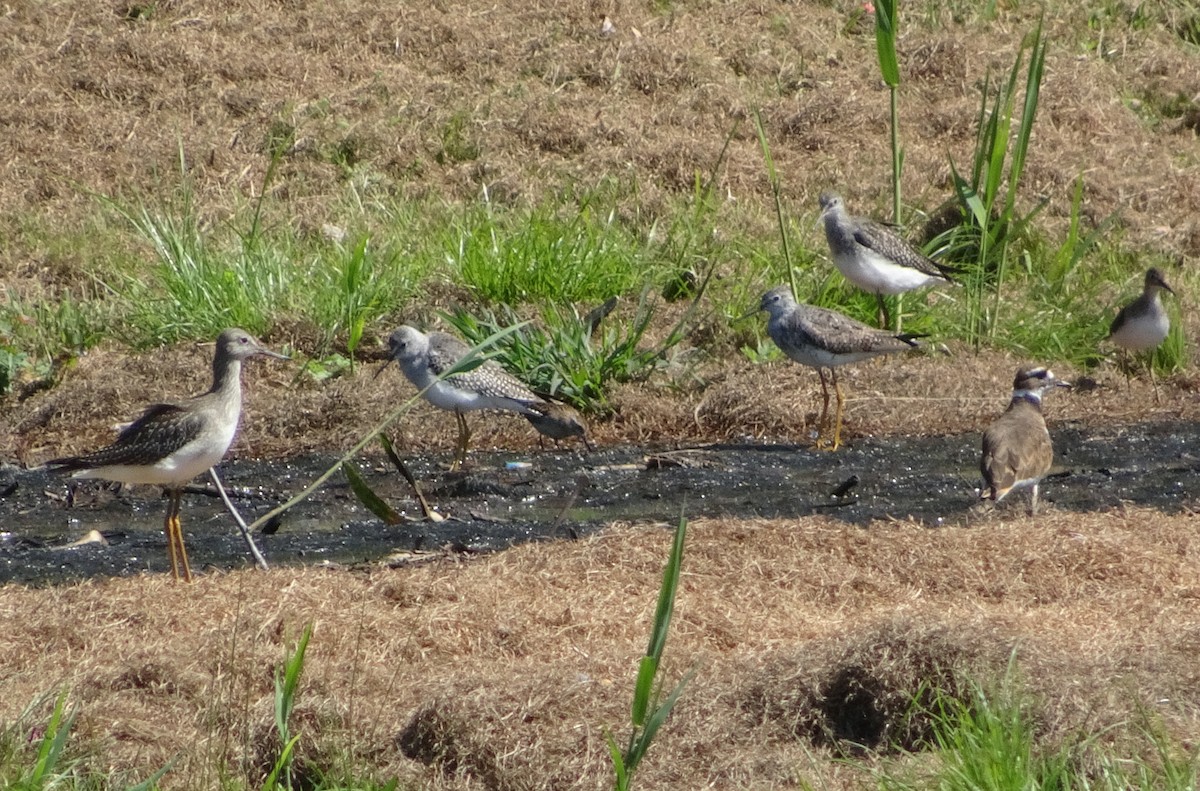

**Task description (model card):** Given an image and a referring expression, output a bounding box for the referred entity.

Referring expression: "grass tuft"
[443,294,671,414]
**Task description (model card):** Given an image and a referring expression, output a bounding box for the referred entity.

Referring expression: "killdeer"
[818,191,959,329]
[380,325,546,469]
[753,285,924,450]
[1107,267,1175,401]
[46,329,288,581]
[980,366,1070,515]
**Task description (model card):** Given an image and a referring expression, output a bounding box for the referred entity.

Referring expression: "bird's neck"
[210,355,244,402]
[823,211,853,244]
[1009,390,1043,410]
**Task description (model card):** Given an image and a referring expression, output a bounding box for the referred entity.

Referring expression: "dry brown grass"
[1,0,1198,294]
[2,509,1198,788]
[3,1,1200,786]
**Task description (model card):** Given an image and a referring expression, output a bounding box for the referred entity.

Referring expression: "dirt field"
[2,0,1200,787]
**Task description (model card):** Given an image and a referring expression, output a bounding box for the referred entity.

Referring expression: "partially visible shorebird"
[380,326,545,469]
[980,366,1070,515]
[45,328,288,581]
[1106,267,1175,403]
[829,474,860,500]
[753,285,924,450]
[525,400,595,452]
[818,191,959,329]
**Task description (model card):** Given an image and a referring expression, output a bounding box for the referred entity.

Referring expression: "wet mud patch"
[2,419,1198,586]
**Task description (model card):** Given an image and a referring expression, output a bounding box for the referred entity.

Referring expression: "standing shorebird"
[753,285,924,450]
[45,329,288,581]
[818,191,959,329]
[524,400,595,452]
[380,325,546,469]
[1106,267,1176,402]
[980,366,1070,515]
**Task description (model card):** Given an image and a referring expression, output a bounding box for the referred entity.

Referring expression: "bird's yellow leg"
[830,370,845,451]
[164,491,191,582]
[164,497,181,580]
[814,369,833,449]
[167,491,193,582]
[451,412,472,471]
[174,511,193,582]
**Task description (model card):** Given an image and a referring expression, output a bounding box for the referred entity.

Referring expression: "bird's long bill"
[372,358,395,381]
[260,347,291,361]
[736,305,761,322]
[1056,379,1074,390]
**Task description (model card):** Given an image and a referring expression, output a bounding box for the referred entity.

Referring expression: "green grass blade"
[343,461,403,525]
[29,690,75,784]
[275,623,313,740]
[606,732,629,791]
[874,0,900,87]
[644,516,687,662]
[970,73,992,188]
[260,734,302,791]
[631,656,658,727]
[949,160,986,229]
[752,109,795,296]
[636,669,697,762]
[1006,20,1046,219]
[122,755,179,791]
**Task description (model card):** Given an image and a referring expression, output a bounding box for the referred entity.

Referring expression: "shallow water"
[2,419,1198,585]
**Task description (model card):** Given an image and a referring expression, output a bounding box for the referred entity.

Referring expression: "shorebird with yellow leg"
[46,329,288,581]
[379,325,548,469]
[817,191,960,330]
[751,285,924,450]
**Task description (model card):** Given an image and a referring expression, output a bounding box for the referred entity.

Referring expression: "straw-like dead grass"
[1,0,1197,296]
[2,0,1199,785]
[2,509,1198,788]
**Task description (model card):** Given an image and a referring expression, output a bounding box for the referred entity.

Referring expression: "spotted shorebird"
[525,400,595,451]
[380,325,545,469]
[753,285,924,450]
[1107,267,1175,402]
[980,366,1070,515]
[818,191,959,329]
[46,329,287,581]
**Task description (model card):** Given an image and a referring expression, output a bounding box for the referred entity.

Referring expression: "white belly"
[834,249,941,295]
[784,345,882,369]
[1110,312,1169,351]
[72,424,237,487]
[423,380,491,412]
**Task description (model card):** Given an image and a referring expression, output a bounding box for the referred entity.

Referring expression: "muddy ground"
[4,415,1199,586]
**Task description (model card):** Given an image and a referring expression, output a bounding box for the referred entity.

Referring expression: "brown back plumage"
[980,366,1067,510]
